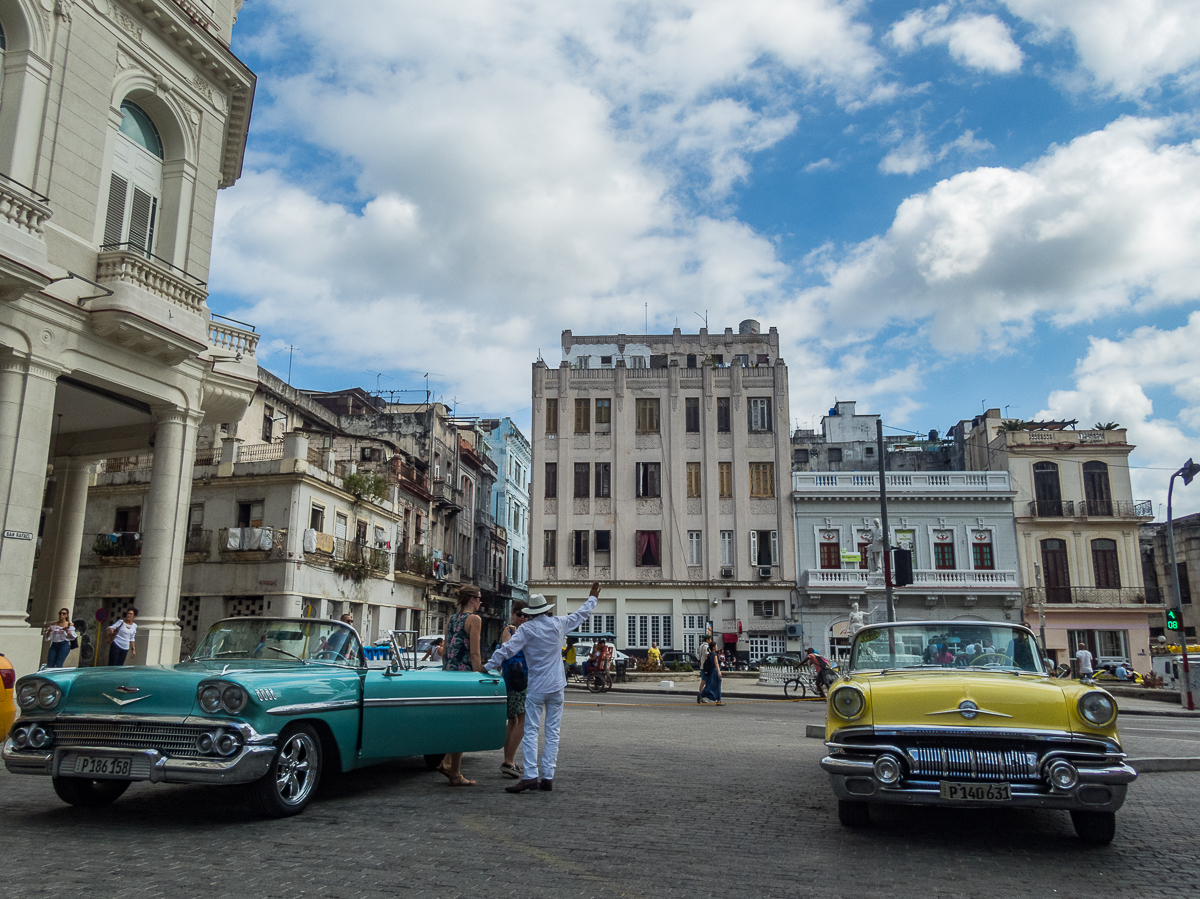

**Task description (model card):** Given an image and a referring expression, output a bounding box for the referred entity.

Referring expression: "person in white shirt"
[43,607,77,668]
[106,607,139,666]
[1075,642,1094,679]
[488,582,599,793]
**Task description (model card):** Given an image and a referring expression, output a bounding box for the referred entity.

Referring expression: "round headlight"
[1078,691,1116,727]
[221,685,247,714]
[196,732,216,754]
[830,685,866,720]
[16,682,40,710]
[1047,759,1079,790]
[198,684,223,713]
[874,754,902,785]
[36,681,62,709]
[27,725,52,750]
[11,726,30,749]
[214,730,240,757]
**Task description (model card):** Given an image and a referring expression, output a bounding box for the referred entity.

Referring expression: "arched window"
[1032,461,1062,516]
[1083,461,1112,516]
[102,100,165,256]
[1092,538,1120,589]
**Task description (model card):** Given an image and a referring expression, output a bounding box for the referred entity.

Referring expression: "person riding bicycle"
[804,647,836,697]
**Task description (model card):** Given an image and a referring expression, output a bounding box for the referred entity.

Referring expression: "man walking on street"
[488,582,600,793]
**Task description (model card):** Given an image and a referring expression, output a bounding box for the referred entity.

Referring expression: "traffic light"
[892,549,914,587]
[1166,609,1181,631]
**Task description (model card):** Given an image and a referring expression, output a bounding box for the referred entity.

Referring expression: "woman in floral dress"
[438,585,483,785]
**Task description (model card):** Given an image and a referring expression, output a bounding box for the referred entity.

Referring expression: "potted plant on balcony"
[342,472,387,502]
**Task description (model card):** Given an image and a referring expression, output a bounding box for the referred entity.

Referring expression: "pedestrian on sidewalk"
[647,641,662,669]
[488,582,600,793]
[699,640,723,705]
[438,586,484,786]
[105,607,138,666]
[1075,642,1094,679]
[43,608,77,668]
[499,601,529,779]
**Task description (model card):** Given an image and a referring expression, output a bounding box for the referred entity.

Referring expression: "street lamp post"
[1166,457,1200,712]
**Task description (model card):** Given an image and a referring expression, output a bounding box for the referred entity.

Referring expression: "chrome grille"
[49,721,208,758]
[906,746,1040,782]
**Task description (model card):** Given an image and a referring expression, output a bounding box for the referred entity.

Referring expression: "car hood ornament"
[103,693,151,707]
[926,699,1012,720]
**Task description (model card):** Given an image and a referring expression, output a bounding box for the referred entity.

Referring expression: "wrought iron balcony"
[1027,500,1075,518]
[1078,500,1154,519]
[395,550,434,578]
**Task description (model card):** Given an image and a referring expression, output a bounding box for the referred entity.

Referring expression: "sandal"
[500,763,521,779]
[448,775,476,787]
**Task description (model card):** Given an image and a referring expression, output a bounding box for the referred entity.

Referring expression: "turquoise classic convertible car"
[2,618,506,816]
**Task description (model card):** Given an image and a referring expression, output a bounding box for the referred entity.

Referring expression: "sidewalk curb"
[1129,757,1200,773]
[569,685,818,701]
[1119,707,1200,719]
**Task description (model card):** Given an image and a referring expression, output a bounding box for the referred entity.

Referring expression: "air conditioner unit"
[785,623,803,638]
[720,567,734,578]
[758,566,772,579]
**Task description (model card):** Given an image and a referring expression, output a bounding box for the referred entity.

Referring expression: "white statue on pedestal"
[848,601,866,637]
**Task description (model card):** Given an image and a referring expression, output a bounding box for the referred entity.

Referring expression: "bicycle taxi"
[564,631,617,693]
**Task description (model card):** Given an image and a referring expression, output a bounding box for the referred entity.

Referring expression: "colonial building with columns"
[0,0,257,675]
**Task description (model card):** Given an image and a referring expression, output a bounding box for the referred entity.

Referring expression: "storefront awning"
[722,633,738,645]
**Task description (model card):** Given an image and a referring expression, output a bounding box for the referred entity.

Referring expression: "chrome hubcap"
[275,732,317,805]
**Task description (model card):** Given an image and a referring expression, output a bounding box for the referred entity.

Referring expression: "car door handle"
[479,677,501,683]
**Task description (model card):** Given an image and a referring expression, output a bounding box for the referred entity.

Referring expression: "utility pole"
[877,419,895,622]
[1167,458,1200,711]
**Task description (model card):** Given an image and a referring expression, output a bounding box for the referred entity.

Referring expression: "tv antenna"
[693,310,707,330]
[365,371,393,393]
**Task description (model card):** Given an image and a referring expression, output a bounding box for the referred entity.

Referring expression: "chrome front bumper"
[3,740,276,784]
[820,755,1135,812]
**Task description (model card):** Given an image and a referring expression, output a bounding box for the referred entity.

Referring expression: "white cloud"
[888,5,1023,74]
[799,115,1200,352]
[1039,314,1200,517]
[212,1,886,409]
[879,125,993,175]
[1004,0,1200,97]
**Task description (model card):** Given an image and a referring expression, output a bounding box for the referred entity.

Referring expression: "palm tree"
[1093,421,1121,430]
[998,419,1027,432]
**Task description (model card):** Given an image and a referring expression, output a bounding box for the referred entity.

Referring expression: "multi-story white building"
[951,411,1159,669]
[1,0,258,675]
[529,323,796,660]
[793,469,1021,661]
[482,417,531,606]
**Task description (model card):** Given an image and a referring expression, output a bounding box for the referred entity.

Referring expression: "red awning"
[722,633,738,645]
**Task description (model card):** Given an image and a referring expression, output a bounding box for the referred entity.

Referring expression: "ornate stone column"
[133,407,201,665]
[0,352,62,675]
[28,457,94,655]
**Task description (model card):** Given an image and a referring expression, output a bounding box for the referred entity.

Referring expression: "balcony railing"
[1027,499,1153,519]
[395,462,430,496]
[96,244,208,314]
[911,570,1018,588]
[803,569,876,587]
[91,532,141,558]
[1078,500,1154,519]
[185,529,211,555]
[431,479,463,510]
[395,550,434,577]
[1023,587,1150,606]
[219,526,277,553]
[475,507,495,529]
[795,471,1011,493]
[333,537,390,571]
[238,442,286,463]
[208,318,259,358]
[1027,500,1075,518]
[0,172,51,238]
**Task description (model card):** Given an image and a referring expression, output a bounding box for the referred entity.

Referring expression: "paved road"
[4,696,1198,899]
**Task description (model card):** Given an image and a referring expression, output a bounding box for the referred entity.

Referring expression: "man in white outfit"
[487,581,599,793]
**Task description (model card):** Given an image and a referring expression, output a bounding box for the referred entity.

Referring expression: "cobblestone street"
[5,696,1199,899]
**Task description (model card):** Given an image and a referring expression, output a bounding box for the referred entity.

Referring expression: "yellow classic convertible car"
[821,621,1136,845]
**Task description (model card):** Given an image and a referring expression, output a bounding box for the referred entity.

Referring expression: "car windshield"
[190,618,363,667]
[850,624,1044,674]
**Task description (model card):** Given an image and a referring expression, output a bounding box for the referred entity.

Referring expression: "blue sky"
[209,1,1200,515]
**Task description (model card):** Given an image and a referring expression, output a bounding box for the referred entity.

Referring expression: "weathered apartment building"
[1,0,259,675]
[792,402,1020,661]
[530,322,796,660]
[951,410,1157,668]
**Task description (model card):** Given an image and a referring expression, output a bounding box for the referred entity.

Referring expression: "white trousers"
[521,689,565,781]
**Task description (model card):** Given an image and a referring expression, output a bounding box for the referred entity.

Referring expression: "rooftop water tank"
[738,319,760,335]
